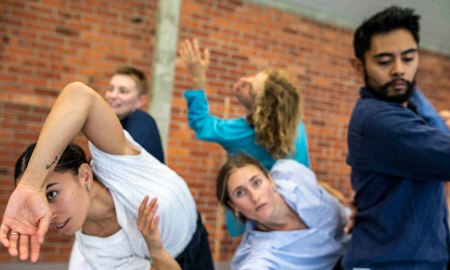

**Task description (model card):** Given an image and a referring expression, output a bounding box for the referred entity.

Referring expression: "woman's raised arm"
[0,81,137,262]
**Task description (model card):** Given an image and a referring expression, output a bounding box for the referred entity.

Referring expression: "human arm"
[232,248,280,270]
[0,82,137,262]
[137,196,181,270]
[123,112,165,163]
[409,89,450,132]
[184,90,252,144]
[362,104,450,180]
[179,38,209,89]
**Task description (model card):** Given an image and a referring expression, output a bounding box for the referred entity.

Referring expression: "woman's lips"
[255,203,267,212]
[56,219,69,230]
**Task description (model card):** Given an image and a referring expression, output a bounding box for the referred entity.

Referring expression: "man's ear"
[78,163,93,185]
[350,58,364,76]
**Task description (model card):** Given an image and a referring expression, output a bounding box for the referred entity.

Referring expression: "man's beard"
[364,71,416,103]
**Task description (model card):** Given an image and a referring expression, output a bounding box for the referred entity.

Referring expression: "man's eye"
[377,60,391,66]
[403,57,414,63]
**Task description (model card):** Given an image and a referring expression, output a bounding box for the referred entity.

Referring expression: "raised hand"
[0,183,51,262]
[179,39,210,89]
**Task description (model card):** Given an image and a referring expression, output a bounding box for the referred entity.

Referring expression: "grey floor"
[0,261,230,270]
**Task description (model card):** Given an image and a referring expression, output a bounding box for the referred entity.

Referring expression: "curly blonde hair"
[247,69,302,159]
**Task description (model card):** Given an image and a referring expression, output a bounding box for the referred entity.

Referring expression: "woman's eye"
[252,178,262,187]
[46,191,58,201]
[236,189,246,198]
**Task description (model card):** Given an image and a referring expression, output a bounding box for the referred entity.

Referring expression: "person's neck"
[82,182,120,237]
[255,194,308,232]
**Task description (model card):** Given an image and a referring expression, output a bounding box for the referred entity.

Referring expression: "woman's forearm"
[149,248,181,270]
[20,81,130,190]
[20,82,98,189]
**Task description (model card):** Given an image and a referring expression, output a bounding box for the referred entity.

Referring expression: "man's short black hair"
[353,6,420,61]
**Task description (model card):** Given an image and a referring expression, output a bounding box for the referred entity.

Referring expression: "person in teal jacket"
[179,39,310,236]
[179,39,310,170]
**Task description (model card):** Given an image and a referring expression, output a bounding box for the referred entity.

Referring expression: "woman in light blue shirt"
[180,38,311,237]
[216,155,350,270]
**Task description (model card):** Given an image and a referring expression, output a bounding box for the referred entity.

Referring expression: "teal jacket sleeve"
[184,90,253,143]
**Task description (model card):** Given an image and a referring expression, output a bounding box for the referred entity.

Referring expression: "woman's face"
[227,164,277,223]
[232,71,268,112]
[46,170,91,235]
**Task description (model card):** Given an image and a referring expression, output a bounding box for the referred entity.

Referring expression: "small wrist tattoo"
[45,147,66,170]
[45,156,58,170]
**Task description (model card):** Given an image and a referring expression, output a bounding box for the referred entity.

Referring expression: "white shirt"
[68,132,197,270]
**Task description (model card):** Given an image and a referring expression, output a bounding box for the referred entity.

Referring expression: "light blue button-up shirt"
[231,160,350,270]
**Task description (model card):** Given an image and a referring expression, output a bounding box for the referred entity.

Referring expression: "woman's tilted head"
[249,69,302,159]
[15,143,94,235]
[216,154,277,223]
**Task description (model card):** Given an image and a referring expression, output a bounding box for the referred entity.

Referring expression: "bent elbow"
[62,81,96,101]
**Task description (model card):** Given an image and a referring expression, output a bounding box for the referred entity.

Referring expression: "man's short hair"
[353,6,420,61]
[114,66,149,96]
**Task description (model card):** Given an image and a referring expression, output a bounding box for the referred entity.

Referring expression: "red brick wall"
[1,0,450,263]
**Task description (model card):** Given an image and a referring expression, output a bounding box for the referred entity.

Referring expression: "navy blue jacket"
[343,88,450,270]
[121,110,165,164]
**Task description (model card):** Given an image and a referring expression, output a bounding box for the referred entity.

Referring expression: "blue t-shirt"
[121,110,165,163]
[343,88,450,270]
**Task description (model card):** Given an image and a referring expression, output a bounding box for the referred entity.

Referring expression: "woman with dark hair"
[1,82,213,270]
[216,154,350,270]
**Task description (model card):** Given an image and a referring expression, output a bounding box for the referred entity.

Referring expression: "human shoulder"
[353,96,416,133]
[127,110,156,123]
[270,159,317,186]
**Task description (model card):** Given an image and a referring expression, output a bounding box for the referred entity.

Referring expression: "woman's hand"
[0,183,51,262]
[137,196,181,270]
[179,39,210,89]
[137,196,163,251]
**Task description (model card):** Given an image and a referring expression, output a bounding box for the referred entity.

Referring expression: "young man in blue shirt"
[105,66,165,163]
[343,6,450,270]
